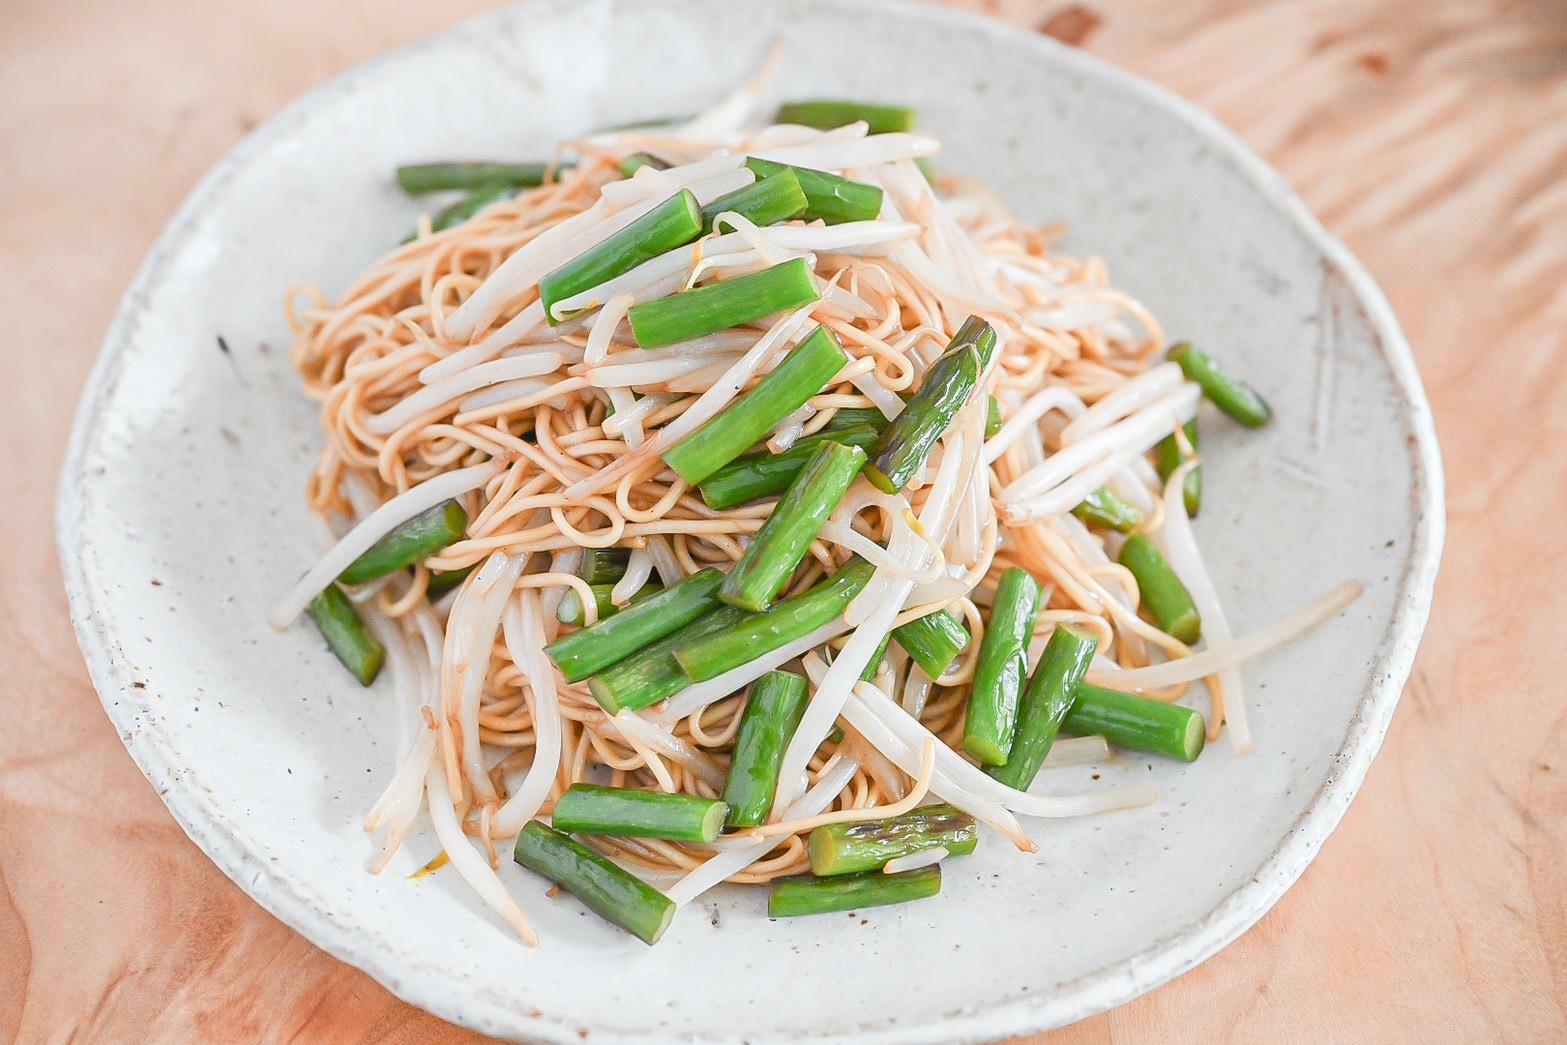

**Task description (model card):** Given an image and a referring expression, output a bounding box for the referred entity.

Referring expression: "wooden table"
[4,1,1563,1040]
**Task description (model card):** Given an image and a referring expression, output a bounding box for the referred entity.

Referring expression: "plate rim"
[56,0,1446,1041]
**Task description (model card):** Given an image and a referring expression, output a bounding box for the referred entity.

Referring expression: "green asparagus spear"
[1154,420,1202,516]
[807,805,977,875]
[1168,342,1271,428]
[768,866,941,917]
[540,189,704,324]
[577,547,631,585]
[587,605,749,713]
[865,317,996,493]
[513,821,675,945]
[987,625,1098,790]
[1063,684,1206,762]
[892,609,970,679]
[425,563,476,599]
[722,670,810,828]
[744,158,883,224]
[700,169,809,233]
[663,325,848,485]
[395,161,554,195]
[337,501,468,585]
[963,568,1040,766]
[719,441,866,611]
[774,100,917,135]
[403,184,515,242]
[545,569,725,683]
[1118,535,1202,644]
[819,407,891,434]
[554,582,661,627]
[306,584,385,686]
[618,152,669,176]
[628,257,821,349]
[859,633,894,683]
[1072,487,1146,533]
[551,784,727,843]
[696,424,881,510]
[673,560,877,682]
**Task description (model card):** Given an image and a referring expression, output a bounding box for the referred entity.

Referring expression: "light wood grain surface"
[4,1,1564,1041]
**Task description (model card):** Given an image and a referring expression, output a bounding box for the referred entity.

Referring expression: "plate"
[57,1,1443,1041]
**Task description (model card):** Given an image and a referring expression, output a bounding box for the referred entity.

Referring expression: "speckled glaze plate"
[57,1,1443,1041]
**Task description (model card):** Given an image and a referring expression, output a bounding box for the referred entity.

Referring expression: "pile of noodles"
[274,68,1360,944]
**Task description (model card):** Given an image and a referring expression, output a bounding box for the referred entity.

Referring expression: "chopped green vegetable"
[768,866,941,917]
[551,784,727,843]
[540,189,704,324]
[1119,535,1201,644]
[513,821,675,945]
[629,257,821,349]
[719,441,865,612]
[807,805,976,875]
[545,569,725,683]
[338,501,467,585]
[744,158,883,224]
[306,584,385,686]
[722,671,810,828]
[774,100,917,135]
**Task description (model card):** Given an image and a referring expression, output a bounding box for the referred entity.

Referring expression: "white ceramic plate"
[58,1,1443,1041]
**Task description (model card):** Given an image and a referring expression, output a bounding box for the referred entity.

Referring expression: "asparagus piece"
[700,169,809,233]
[545,569,725,683]
[891,609,970,679]
[1168,342,1271,428]
[807,804,977,875]
[551,784,727,843]
[628,257,821,349]
[555,582,660,627]
[865,317,996,493]
[673,559,877,681]
[985,395,1004,439]
[618,152,669,176]
[556,584,614,627]
[696,424,880,510]
[306,584,385,686]
[774,100,917,135]
[1072,487,1146,533]
[859,633,894,683]
[513,821,675,945]
[1064,684,1206,762]
[587,605,749,713]
[768,866,941,918]
[432,183,514,231]
[987,625,1098,790]
[745,158,883,224]
[722,670,811,828]
[578,547,631,585]
[337,500,468,585]
[663,325,848,485]
[719,441,866,611]
[425,563,476,599]
[540,189,704,324]
[403,184,515,242]
[395,161,554,195]
[963,568,1041,766]
[819,407,891,433]
[1119,535,1202,644]
[1154,420,1202,517]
